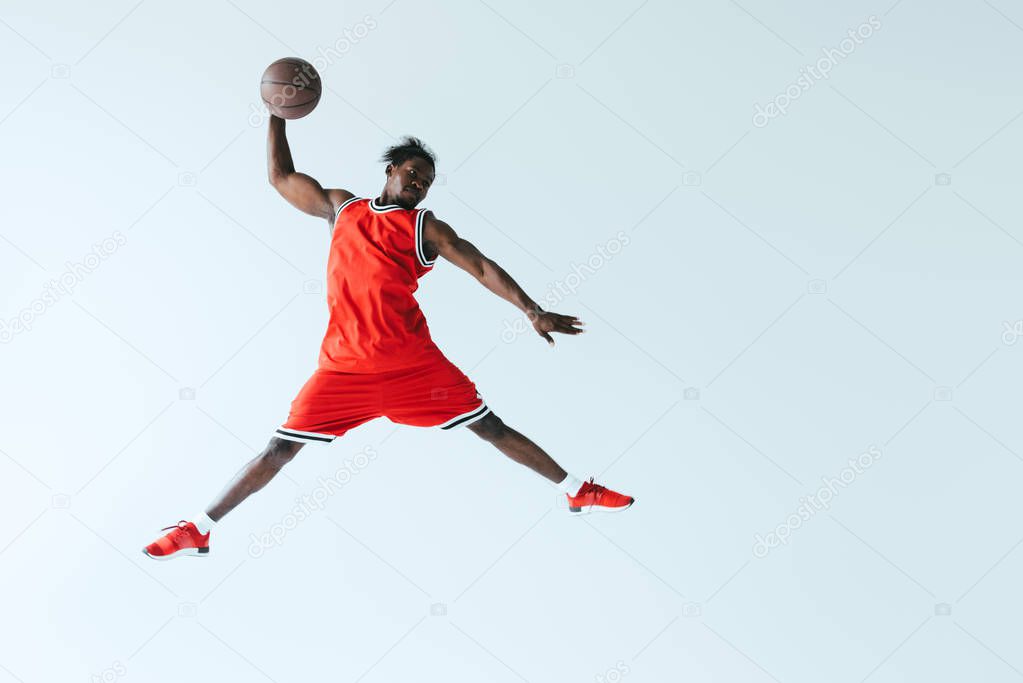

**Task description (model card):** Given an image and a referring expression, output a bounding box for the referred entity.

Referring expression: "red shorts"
[275,355,489,444]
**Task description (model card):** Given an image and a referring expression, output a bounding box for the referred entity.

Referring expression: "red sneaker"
[143,521,210,560]
[567,478,634,514]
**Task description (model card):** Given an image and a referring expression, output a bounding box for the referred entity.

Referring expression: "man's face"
[385,157,435,209]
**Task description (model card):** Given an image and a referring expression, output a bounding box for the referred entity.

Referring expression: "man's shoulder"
[326,189,358,212]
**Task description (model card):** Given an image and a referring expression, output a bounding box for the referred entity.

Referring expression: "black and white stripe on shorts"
[438,403,491,430]
[275,427,336,444]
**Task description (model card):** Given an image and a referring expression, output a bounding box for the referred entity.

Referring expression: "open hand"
[531,310,585,346]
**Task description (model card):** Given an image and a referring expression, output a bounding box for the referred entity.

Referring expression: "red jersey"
[317,197,440,372]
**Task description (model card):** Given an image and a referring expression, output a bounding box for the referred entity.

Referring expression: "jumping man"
[144,116,634,559]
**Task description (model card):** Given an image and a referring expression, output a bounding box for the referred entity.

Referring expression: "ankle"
[555,474,584,496]
[193,512,216,535]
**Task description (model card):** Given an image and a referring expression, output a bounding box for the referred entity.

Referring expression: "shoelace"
[160,520,192,548]
[584,477,606,501]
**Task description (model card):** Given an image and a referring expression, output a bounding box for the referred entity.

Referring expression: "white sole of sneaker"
[143,548,209,560]
[568,501,634,515]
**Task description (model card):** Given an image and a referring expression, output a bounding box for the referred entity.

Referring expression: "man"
[144,116,633,560]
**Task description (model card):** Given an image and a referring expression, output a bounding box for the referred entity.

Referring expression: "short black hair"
[381,136,436,170]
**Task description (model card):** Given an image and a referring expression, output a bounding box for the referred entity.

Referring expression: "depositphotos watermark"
[752,15,881,128]
[500,230,631,343]
[594,661,630,683]
[593,658,630,678]
[248,446,377,557]
[1002,319,1023,345]
[752,444,882,558]
[248,15,378,127]
[1,231,127,344]
[90,661,126,683]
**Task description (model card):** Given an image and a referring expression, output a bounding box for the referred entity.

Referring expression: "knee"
[261,437,302,468]
[468,413,507,442]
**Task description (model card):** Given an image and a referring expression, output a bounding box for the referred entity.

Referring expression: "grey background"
[1,0,1022,681]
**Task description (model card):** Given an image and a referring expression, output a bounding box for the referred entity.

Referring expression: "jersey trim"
[438,402,490,430]
[415,209,437,268]
[369,197,404,213]
[334,196,363,222]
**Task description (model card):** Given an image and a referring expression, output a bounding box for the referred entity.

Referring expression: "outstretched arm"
[423,214,584,345]
[267,115,353,226]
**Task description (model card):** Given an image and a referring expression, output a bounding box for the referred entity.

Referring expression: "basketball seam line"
[261,79,320,88]
[264,95,322,108]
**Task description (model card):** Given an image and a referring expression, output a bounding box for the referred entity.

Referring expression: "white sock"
[193,512,216,535]
[556,474,584,496]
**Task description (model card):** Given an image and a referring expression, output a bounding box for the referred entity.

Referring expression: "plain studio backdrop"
[2,0,1023,681]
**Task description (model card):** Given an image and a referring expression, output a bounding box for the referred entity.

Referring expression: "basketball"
[260,57,321,119]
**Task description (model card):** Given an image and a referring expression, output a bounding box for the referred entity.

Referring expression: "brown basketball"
[260,57,321,119]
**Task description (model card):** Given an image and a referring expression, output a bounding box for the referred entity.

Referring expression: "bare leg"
[205,437,305,521]
[467,413,567,483]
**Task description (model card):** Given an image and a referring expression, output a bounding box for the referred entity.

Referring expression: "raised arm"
[422,214,584,345]
[267,115,353,226]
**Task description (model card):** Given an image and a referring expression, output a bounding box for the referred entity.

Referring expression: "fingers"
[535,312,585,345]
[552,315,584,335]
[554,313,584,325]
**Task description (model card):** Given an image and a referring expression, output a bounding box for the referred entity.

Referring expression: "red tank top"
[317,197,440,372]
